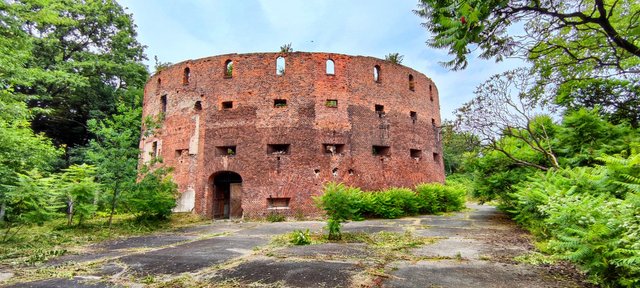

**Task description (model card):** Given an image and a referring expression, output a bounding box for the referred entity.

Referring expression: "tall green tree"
[1,0,148,151]
[456,68,560,170]
[441,120,480,175]
[86,97,142,228]
[0,14,61,223]
[414,0,640,72]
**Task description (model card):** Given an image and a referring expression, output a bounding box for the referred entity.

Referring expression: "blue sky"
[118,0,523,120]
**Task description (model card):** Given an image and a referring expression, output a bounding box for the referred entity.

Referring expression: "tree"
[2,171,59,241]
[2,0,148,150]
[555,78,640,127]
[56,164,100,226]
[441,120,480,175]
[414,0,640,73]
[385,53,404,64]
[455,68,560,170]
[126,166,177,220]
[86,100,142,228]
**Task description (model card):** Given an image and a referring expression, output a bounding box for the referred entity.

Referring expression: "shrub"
[415,183,465,214]
[317,182,466,240]
[289,229,311,245]
[507,149,640,287]
[315,182,364,240]
[126,167,177,220]
[266,212,285,222]
[369,188,419,218]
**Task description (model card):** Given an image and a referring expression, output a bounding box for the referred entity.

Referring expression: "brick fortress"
[140,52,445,219]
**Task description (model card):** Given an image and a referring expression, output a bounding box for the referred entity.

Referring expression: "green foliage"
[126,167,177,221]
[506,149,640,286]
[415,183,465,214]
[368,188,419,219]
[279,43,293,53]
[314,182,364,240]
[2,0,149,148]
[414,0,640,76]
[556,108,639,167]
[316,182,466,240]
[384,53,404,64]
[266,212,285,222]
[326,218,342,241]
[55,164,100,226]
[87,101,143,227]
[441,121,480,175]
[2,171,60,241]
[289,229,311,245]
[555,79,640,127]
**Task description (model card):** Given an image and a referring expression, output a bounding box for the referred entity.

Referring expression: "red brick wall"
[140,52,444,218]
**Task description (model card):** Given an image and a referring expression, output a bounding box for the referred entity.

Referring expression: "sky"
[118,0,524,120]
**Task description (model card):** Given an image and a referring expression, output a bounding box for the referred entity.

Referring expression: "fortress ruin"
[140,52,445,218]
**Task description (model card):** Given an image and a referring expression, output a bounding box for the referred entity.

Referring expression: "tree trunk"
[0,201,6,223]
[108,185,120,229]
[66,200,74,226]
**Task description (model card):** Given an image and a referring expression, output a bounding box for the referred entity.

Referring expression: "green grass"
[0,212,208,267]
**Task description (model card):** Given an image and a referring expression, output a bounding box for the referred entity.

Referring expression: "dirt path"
[1,204,590,287]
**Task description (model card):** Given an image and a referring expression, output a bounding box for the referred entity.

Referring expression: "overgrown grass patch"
[0,212,208,267]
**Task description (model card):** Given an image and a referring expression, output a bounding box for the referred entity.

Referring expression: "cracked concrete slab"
[274,243,371,259]
[212,258,360,287]
[6,277,117,288]
[235,221,324,236]
[93,234,196,250]
[342,221,405,233]
[384,260,580,288]
[118,236,268,275]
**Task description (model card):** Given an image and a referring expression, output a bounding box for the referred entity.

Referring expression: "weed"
[266,212,285,223]
[289,229,311,245]
[513,252,556,265]
[0,213,208,267]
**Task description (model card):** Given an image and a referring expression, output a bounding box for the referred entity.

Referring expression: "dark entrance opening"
[212,171,243,219]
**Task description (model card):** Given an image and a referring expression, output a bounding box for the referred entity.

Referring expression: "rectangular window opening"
[410,111,417,123]
[160,95,167,114]
[372,145,390,156]
[152,141,159,157]
[222,101,233,109]
[323,144,345,155]
[325,99,338,108]
[433,152,440,163]
[375,104,385,117]
[267,197,290,209]
[216,145,237,156]
[410,149,422,159]
[267,144,290,155]
[274,99,287,108]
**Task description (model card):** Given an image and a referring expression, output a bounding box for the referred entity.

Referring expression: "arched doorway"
[211,171,243,219]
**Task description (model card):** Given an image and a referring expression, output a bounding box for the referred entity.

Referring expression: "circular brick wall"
[140,52,444,218]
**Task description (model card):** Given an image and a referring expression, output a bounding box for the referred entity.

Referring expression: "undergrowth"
[0,212,207,267]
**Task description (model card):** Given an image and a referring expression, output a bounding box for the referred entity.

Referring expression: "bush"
[507,150,640,287]
[266,212,285,222]
[316,182,466,240]
[289,229,311,245]
[314,182,364,240]
[415,183,465,214]
[370,188,418,218]
[126,167,177,220]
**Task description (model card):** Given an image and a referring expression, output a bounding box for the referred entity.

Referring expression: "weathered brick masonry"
[140,52,445,219]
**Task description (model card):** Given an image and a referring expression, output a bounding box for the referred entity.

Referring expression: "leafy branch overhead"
[414,0,640,75]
